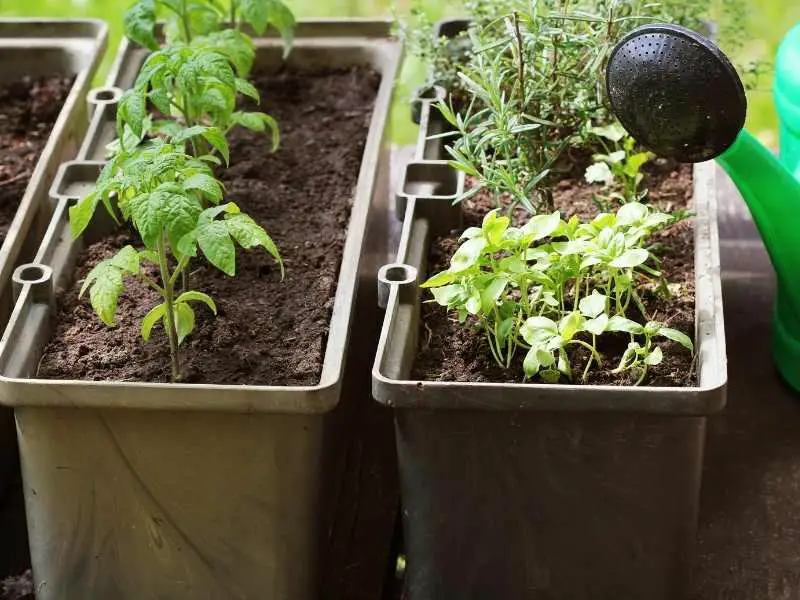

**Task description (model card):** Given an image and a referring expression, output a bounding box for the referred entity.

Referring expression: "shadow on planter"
[371,34,728,600]
[0,20,401,600]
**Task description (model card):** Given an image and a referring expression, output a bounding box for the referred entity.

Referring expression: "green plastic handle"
[718,130,800,390]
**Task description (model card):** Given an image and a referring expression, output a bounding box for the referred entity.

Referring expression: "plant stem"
[157,234,182,382]
[230,0,237,29]
[513,12,525,112]
[180,0,192,43]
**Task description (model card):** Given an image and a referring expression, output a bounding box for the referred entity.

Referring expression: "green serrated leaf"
[235,78,260,102]
[69,190,101,239]
[118,89,148,140]
[233,111,280,151]
[183,173,223,203]
[139,249,160,264]
[81,261,125,326]
[201,127,230,165]
[224,213,282,270]
[123,0,158,50]
[149,88,172,116]
[197,220,236,275]
[141,303,166,341]
[110,245,140,274]
[172,125,210,144]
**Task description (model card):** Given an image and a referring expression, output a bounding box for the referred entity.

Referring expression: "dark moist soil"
[412,159,697,387]
[37,67,380,385]
[0,571,32,600]
[0,75,74,244]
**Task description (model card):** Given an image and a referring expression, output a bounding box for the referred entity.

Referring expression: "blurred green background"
[0,0,797,146]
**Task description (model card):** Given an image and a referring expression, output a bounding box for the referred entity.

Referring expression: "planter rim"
[0,20,402,414]
[0,19,107,319]
[372,95,728,416]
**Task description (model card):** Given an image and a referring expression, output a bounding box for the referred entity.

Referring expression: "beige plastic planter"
[0,20,401,600]
[371,82,728,599]
[0,18,107,499]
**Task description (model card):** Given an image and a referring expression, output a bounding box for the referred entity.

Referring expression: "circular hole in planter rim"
[14,264,52,285]
[379,264,418,286]
[415,85,446,103]
[88,87,123,105]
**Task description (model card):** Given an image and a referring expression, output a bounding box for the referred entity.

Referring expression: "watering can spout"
[605,23,800,392]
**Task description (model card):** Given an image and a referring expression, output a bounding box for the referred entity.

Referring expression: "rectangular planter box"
[0,20,401,600]
[0,19,107,497]
[371,81,728,598]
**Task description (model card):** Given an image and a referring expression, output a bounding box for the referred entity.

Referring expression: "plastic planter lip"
[0,20,402,414]
[0,17,107,495]
[372,76,727,417]
[0,20,402,600]
[0,19,108,331]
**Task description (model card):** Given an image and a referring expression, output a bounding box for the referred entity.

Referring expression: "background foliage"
[0,0,795,145]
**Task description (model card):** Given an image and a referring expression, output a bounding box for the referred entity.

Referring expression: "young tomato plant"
[421,203,693,384]
[71,140,282,382]
[119,0,293,158]
[67,0,295,382]
[125,0,295,50]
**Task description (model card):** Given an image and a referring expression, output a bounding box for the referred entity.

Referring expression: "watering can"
[776,22,800,179]
[605,23,800,392]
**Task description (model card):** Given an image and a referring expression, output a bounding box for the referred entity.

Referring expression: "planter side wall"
[0,22,401,600]
[0,19,107,500]
[371,69,727,598]
[19,407,326,600]
[397,409,704,600]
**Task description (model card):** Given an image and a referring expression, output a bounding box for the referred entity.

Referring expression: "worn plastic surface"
[0,20,401,600]
[372,32,728,600]
[608,24,800,393]
[775,22,800,179]
[0,18,107,502]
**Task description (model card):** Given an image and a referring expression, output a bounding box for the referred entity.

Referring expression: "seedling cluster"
[407,0,709,384]
[423,203,692,384]
[71,0,294,381]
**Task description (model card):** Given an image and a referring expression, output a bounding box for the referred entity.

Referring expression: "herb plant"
[69,0,294,381]
[421,203,693,384]
[433,1,662,214]
[584,122,654,205]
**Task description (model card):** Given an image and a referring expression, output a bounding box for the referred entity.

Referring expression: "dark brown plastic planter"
[0,20,401,600]
[371,76,728,599]
[0,19,107,499]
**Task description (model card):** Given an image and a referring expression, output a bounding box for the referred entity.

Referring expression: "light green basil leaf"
[659,327,694,352]
[578,291,607,318]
